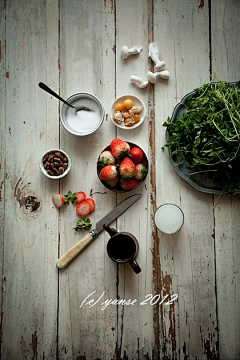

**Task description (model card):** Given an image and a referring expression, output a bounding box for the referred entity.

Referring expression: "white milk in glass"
[154,204,184,234]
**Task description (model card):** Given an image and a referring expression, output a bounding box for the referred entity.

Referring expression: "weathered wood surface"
[0,0,240,359]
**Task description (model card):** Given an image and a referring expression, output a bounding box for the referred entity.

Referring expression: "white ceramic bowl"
[40,149,71,179]
[60,92,105,136]
[111,94,146,130]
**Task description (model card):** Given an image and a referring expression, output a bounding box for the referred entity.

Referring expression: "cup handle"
[103,224,118,237]
[129,258,141,274]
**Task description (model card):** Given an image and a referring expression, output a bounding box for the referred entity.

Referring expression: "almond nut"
[55,152,63,158]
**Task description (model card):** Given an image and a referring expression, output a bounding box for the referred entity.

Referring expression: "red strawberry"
[120,178,141,191]
[119,157,136,180]
[98,150,115,166]
[99,165,118,181]
[75,191,86,204]
[76,200,91,216]
[105,175,120,188]
[52,193,64,208]
[135,163,148,180]
[110,138,130,159]
[130,147,143,163]
[85,198,95,213]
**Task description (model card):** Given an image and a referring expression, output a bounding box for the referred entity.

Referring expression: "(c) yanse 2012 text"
[80,291,178,311]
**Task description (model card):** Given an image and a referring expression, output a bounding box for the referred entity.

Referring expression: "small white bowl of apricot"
[111,94,146,130]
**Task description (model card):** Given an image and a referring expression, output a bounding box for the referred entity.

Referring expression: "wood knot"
[25,196,40,212]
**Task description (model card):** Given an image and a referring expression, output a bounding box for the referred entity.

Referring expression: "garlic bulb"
[130,75,149,88]
[121,44,143,60]
[148,42,166,71]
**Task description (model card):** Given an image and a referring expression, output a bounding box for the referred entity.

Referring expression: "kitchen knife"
[56,194,141,268]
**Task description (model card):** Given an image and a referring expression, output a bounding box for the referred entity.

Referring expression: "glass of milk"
[154,203,184,234]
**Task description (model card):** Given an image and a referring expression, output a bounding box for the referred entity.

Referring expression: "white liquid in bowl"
[154,204,184,234]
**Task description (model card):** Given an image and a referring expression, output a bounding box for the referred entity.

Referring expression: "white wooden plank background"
[0,0,240,359]
[154,1,218,358]
[211,1,240,359]
[58,0,117,358]
[115,1,154,359]
[2,1,59,358]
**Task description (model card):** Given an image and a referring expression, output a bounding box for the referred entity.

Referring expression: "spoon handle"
[38,82,74,108]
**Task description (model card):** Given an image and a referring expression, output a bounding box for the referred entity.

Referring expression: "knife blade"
[56,194,141,268]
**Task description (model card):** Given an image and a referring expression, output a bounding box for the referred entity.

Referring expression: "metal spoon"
[38,82,93,112]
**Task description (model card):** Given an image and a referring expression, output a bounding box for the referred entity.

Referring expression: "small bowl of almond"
[40,149,71,179]
[111,94,146,130]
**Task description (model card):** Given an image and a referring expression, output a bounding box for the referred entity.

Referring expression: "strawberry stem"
[74,217,92,231]
[64,191,77,205]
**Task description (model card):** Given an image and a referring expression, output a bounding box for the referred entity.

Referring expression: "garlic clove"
[130,75,149,88]
[121,44,143,59]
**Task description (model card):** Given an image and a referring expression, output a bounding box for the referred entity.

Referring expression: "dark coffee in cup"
[107,234,136,262]
[104,224,141,274]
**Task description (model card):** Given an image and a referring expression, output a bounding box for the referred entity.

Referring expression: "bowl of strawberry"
[97,138,148,192]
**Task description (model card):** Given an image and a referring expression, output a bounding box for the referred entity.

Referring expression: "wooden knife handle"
[56,232,94,269]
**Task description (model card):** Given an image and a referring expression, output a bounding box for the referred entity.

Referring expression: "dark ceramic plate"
[97,141,148,193]
[166,83,240,195]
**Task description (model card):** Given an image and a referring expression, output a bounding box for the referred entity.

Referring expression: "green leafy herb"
[162,81,240,192]
[74,217,92,231]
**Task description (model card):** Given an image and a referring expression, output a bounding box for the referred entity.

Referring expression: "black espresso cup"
[103,224,141,274]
